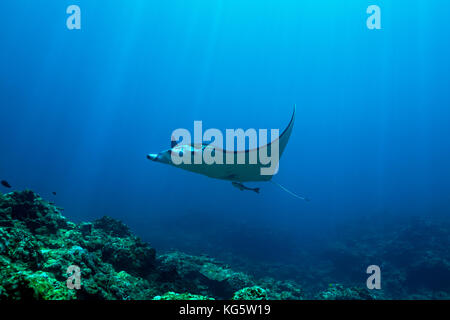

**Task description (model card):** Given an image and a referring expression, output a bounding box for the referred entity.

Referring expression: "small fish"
[1,180,12,188]
[52,192,57,196]
[232,182,260,194]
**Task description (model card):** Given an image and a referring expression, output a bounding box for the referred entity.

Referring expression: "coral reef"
[316,284,378,300]
[0,190,157,300]
[206,217,450,300]
[316,218,450,299]
[153,292,214,300]
[1,190,447,300]
[155,251,304,299]
[232,286,267,300]
[0,190,305,300]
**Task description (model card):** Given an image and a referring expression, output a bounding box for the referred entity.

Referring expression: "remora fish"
[232,182,260,194]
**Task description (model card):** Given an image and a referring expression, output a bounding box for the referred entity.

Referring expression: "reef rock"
[0,191,157,300]
[232,286,268,300]
[316,284,378,300]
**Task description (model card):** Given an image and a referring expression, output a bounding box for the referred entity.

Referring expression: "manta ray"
[147,105,309,200]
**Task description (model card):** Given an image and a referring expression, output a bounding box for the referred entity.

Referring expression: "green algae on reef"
[153,292,214,300]
[232,286,268,300]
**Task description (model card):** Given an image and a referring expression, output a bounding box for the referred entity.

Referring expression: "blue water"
[1,1,449,280]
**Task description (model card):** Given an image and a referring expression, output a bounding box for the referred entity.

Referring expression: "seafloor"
[0,190,448,300]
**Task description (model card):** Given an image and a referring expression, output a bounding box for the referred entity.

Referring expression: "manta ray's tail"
[270,181,310,202]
